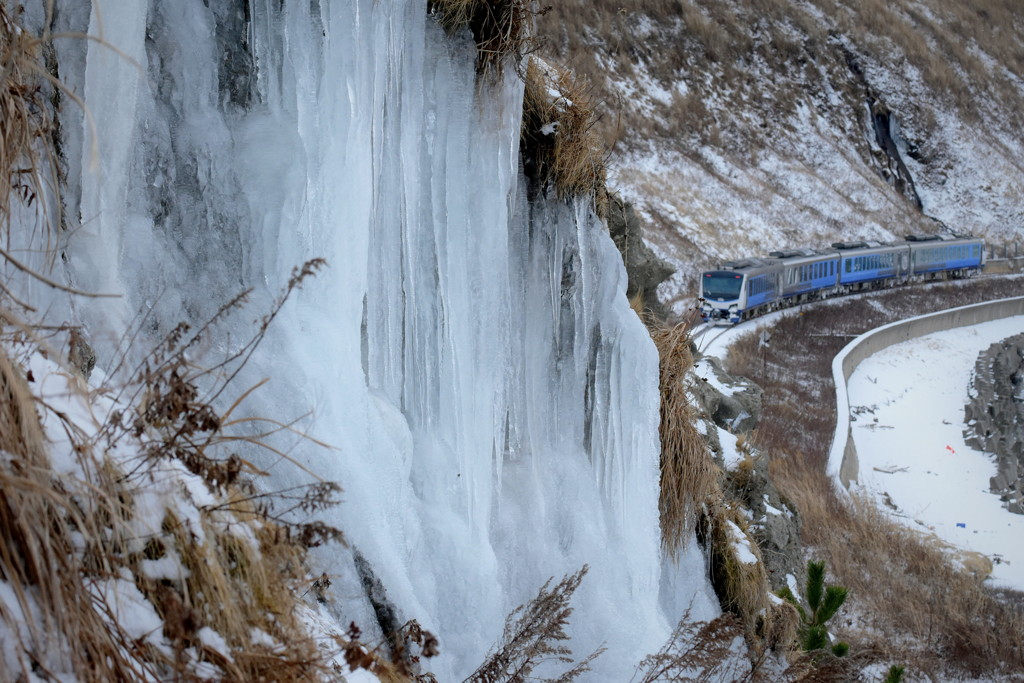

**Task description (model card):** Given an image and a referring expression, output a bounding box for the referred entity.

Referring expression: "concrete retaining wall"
[828,296,1024,487]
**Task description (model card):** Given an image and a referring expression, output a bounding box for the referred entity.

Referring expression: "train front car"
[700,258,780,324]
[700,269,745,324]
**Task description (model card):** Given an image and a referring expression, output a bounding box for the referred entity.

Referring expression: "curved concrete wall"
[828,296,1024,487]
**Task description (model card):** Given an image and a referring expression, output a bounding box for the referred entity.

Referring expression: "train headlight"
[728,304,738,313]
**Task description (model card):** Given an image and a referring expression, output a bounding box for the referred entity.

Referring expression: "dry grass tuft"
[0,327,43,456]
[649,315,796,658]
[699,501,786,645]
[428,0,535,75]
[650,319,718,556]
[635,609,750,682]
[467,565,604,683]
[0,5,54,228]
[522,57,609,214]
[0,315,356,680]
[0,341,157,680]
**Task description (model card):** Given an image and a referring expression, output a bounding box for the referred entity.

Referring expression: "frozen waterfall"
[37,0,718,678]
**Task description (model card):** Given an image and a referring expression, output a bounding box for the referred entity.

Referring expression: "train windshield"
[702,271,743,300]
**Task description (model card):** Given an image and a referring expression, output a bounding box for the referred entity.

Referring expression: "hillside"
[2,1,1023,680]
[536,0,1024,311]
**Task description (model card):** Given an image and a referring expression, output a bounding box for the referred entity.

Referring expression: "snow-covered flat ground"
[847,316,1024,590]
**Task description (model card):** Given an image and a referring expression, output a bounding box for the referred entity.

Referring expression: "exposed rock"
[67,329,96,379]
[688,358,800,590]
[723,452,804,592]
[606,194,674,317]
[689,356,763,435]
[353,547,418,673]
[964,333,1024,515]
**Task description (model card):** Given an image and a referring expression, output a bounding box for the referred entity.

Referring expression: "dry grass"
[522,57,609,213]
[635,610,751,682]
[773,455,1024,678]
[724,277,1024,676]
[534,0,1024,158]
[650,319,718,555]
[429,0,535,75]
[467,566,604,682]
[0,340,158,680]
[699,500,798,649]
[650,316,794,657]
[0,305,417,680]
[0,4,54,229]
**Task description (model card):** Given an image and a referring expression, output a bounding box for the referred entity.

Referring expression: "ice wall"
[50,0,717,678]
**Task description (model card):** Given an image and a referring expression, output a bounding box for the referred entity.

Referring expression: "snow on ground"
[694,306,809,359]
[847,316,1024,590]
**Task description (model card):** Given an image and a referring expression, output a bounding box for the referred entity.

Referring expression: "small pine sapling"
[883,664,906,683]
[776,560,849,657]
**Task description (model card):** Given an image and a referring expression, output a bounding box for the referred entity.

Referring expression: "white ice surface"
[847,316,1024,590]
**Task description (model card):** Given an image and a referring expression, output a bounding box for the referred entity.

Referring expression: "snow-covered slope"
[537,0,1024,312]
[7,0,720,678]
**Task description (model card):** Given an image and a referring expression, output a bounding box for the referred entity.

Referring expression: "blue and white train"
[700,234,985,324]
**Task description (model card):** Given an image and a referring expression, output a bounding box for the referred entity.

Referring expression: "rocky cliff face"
[965,334,1024,514]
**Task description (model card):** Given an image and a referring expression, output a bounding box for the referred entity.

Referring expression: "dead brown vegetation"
[521,57,609,213]
[648,314,798,663]
[534,0,1024,161]
[429,0,535,75]
[466,565,604,683]
[0,296,337,680]
[650,318,718,554]
[0,342,150,681]
[725,277,1024,677]
[0,4,53,228]
[634,610,751,682]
